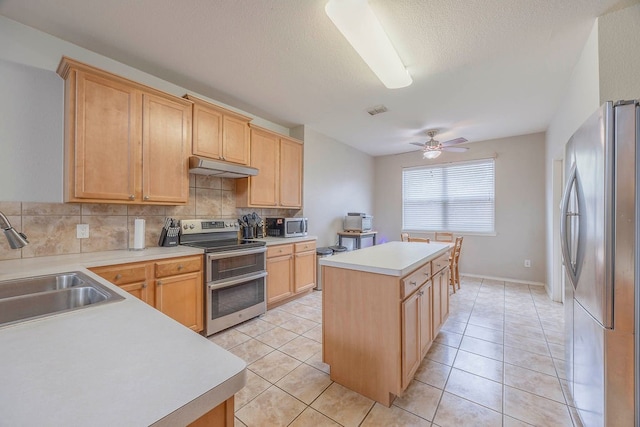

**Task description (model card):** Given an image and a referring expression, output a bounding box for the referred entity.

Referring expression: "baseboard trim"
[460,272,546,287]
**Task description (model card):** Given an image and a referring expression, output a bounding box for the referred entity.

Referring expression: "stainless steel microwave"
[265,217,308,237]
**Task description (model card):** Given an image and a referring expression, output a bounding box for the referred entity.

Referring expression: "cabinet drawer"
[432,252,450,273]
[155,256,202,278]
[402,263,432,299]
[295,241,316,253]
[90,263,147,285]
[267,244,294,258]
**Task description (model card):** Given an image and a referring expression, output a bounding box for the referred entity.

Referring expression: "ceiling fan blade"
[441,137,468,147]
[409,142,426,147]
[441,146,469,152]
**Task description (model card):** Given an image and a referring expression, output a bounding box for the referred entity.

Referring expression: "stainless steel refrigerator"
[561,100,638,426]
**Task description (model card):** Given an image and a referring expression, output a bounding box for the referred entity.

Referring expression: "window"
[402,158,495,234]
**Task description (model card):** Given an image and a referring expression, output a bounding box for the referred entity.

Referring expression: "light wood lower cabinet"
[323,249,450,406]
[187,396,234,427]
[266,240,316,309]
[90,255,203,332]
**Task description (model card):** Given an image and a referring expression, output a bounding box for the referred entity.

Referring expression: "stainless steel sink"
[0,271,124,327]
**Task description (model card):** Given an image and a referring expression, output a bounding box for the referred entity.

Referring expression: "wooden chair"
[400,232,409,242]
[449,236,463,292]
[408,237,430,243]
[435,231,454,242]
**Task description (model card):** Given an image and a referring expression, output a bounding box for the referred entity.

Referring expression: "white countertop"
[319,241,451,277]
[0,246,246,426]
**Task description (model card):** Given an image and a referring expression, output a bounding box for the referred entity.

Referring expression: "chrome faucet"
[0,211,28,249]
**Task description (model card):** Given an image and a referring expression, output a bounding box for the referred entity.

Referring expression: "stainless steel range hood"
[188,156,258,178]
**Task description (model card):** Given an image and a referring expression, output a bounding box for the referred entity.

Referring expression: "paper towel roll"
[133,218,145,250]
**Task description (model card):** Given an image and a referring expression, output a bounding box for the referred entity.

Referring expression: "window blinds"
[402,158,495,233]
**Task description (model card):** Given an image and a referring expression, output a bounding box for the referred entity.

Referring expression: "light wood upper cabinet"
[57,57,191,205]
[186,94,251,165]
[236,125,303,209]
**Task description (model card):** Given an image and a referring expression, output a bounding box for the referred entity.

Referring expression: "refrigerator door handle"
[560,163,581,288]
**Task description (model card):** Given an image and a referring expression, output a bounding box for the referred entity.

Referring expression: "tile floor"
[208,277,582,426]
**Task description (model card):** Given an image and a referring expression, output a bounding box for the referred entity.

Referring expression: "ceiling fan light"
[325,0,412,89]
[423,150,441,160]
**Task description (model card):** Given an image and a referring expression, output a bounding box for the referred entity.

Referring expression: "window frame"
[401,158,496,236]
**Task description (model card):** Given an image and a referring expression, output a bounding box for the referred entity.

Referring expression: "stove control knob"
[183,224,188,230]
[189,224,195,229]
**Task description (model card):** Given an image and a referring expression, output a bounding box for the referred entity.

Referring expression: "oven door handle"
[206,246,267,260]
[208,271,268,290]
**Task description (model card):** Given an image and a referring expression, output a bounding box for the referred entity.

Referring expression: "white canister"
[132,218,145,250]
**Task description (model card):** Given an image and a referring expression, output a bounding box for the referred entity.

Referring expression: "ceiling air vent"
[367,105,388,116]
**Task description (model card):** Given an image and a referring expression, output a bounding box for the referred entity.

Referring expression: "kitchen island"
[0,247,244,426]
[320,241,451,406]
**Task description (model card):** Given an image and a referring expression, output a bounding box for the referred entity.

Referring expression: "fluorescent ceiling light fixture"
[325,0,412,89]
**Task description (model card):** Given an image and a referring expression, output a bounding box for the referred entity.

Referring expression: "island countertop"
[319,241,451,277]
[0,247,245,426]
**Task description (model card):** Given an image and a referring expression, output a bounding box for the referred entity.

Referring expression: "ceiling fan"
[410,130,469,159]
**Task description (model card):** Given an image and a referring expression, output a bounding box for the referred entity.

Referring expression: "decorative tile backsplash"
[0,175,301,261]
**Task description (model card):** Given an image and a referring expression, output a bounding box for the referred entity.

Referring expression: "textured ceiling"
[0,0,633,156]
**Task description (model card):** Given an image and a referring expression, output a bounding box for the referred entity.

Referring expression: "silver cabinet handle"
[114,274,122,280]
[409,281,417,286]
[128,195,135,200]
[142,283,147,289]
[143,196,150,201]
[157,280,162,286]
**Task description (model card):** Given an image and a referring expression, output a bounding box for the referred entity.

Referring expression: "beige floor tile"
[289,407,340,427]
[393,379,442,421]
[306,351,330,374]
[504,346,557,376]
[434,329,463,348]
[445,368,502,412]
[276,363,332,404]
[440,319,467,335]
[234,370,272,409]
[234,318,276,338]
[453,349,503,382]
[278,315,318,335]
[414,358,451,389]
[503,415,533,426]
[459,336,504,361]
[254,326,298,348]
[236,385,306,427]
[426,342,458,366]
[279,335,322,362]
[228,338,274,364]
[261,308,298,326]
[208,328,251,349]
[311,382,374,427]
[249,350,302,383]
[468,315,504,331]
[302,324,323,343]
[504,333,550,357]
[504,385,573,427]
[464,323,504,344]
[433,392,502,427]
[234,416,247,427]
[362,403,430,426]
[548,342,565,360]
[504,364,565,403]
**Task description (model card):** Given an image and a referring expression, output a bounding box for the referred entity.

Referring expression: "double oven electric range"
[179,219,267,336]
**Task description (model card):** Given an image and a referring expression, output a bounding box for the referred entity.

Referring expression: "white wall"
[0,15,289,203]
[294,126,375,248]
[544,22,600,299]
[374,133,546,284]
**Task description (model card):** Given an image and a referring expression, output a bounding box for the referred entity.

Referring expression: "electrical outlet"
[524,259,531,268]
[77,224,89,239]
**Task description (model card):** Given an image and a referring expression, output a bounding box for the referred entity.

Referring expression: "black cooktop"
[181,239,266,253]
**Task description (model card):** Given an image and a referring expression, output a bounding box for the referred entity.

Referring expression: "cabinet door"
[142,93,191,204]
[279,137,303,208]
[266,254,293,305]
[432,277,442,337]
[192,102,222,159]
[248,128,279,206]
[222,115,249,165]
[440,268,450,324]
[72,70,140,202]
[402,291,421,389]
[294,250,316,293]
[419,287,433,357]
[155,271,203,332]
[119,280,151,305]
